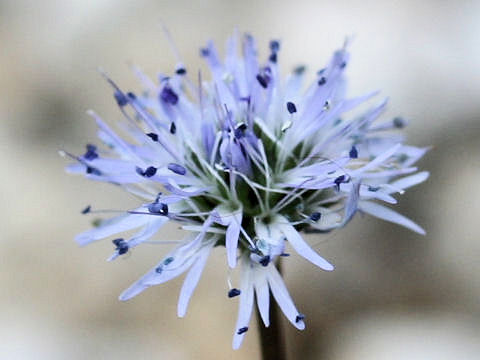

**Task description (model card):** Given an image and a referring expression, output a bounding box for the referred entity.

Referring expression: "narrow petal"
[76,209,150,246]
[232,259,254,350]
[119,254,196,301]
[253,266,270,327]
[389,171,429,193]
[359,200,425,235]
[343,181,360,224]
[226,211,242,268]
[266,264,305,330]
[177,240,215,317]
[277,216,334,271]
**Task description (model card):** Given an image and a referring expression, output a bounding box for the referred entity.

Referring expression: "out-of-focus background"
[1,0,479,359]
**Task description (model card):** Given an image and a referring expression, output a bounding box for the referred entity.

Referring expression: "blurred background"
[1,0,479,359]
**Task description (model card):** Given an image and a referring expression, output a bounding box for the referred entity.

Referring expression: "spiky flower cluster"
[66,33,428,349]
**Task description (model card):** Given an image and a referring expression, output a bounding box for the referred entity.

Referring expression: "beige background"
[1,0,480,359]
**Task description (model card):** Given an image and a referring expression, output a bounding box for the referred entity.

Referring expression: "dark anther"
[170,122,177,134]
[136,166,157,178]
[83,144,98,161]
[234,122,247,139]
[294,65,306,75]
[286,101,297,114]
[114,90,128,107]
[200,48,210,57]
[309,212,321,222]
[146,133,159,142]
[317,68,326,75]
[160,86,179,105]
[269,40,280,53]
[269,53,277,63]
[340,61,347,69]
[334,175,347,190]
[112,238,129,255]
[175,68,187,75]
[393,117,405,128]
[163,257,174,266]
[148,202,169,215]
[228,288,241,298]
[349,145,358,159]
[155,266,163,274]
[144,166,157,177]
[237,327,248,335]
[81,205,91,214]
[259,255,270,267]
[168,163,187,175]
[295,313,305,323]
[280,253,290,257]
[126,92,136,100]
[318,77,327,86]
[86,166,101,176]
[256,74,268,89]
[368,186,380,192]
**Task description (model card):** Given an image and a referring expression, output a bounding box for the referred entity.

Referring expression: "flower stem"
[257,261,286,360]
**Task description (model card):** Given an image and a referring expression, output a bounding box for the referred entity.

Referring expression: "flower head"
[65,32,428,349]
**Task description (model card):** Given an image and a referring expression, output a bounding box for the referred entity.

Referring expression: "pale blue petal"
[359,200,425,235]
[277,215,334,271]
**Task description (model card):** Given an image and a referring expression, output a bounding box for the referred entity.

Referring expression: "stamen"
[256,74,269,89]
[112,238,129,255]
[228,288,241,298]
[86,166,102,176]
[148,202,169,215]
[294,65,306,75]
[237,327,248,335]
[160,86,179,105]
[114,90,128,107]
[168,163,187,175]
[334,175,348,190]
[146,133,159,142]
[170,122,177,134]
[286,102,297,114]
[259,255,270,267]
[295,313,305,323]
[175,67,187,75]
[393,116,406,128]
[136,166,157,178]
[81,205,91,214]
[349,145,358,159]
[318,77,327,86]
[269,40,280,53]
[83,144,98,160]
[164,257,174,265]
[309,212,321,222]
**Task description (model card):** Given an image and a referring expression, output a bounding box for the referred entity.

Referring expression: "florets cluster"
[65,33,428,349]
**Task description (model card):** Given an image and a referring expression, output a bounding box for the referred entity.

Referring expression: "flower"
[64,32,428,349]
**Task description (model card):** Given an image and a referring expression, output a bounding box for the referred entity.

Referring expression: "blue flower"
[65,32,428,349]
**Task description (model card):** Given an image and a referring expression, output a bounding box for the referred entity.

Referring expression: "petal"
[177,240,215,317]
[225,211,242,268]
[232,259,255,350]
[266,264,305,330]
[75,208,150,246]
[119,253,196,301]
[253,267,270,327]
[277,216,334,271]
[359,200,425,235]
[389,171,429,193]
[343,181,360,224]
